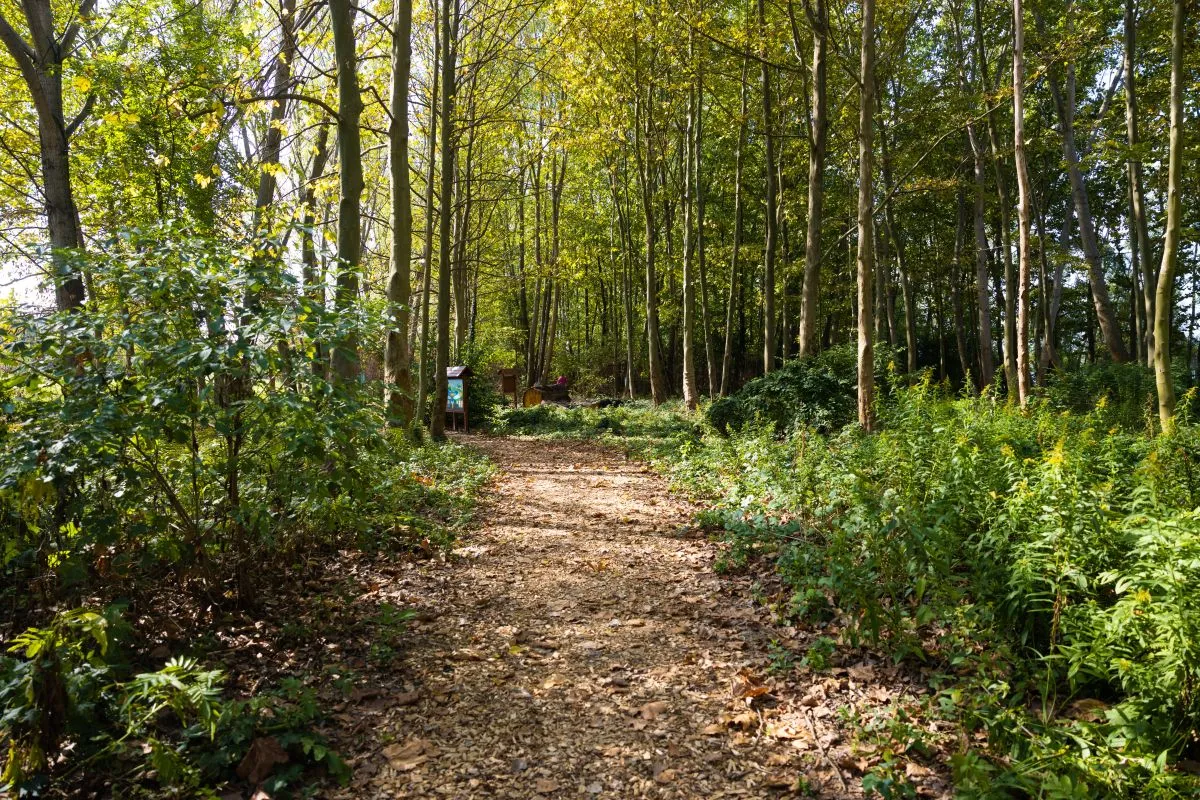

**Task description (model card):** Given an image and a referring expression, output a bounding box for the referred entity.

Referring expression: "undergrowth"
[503,362,1200,797]
[0,227,494,795]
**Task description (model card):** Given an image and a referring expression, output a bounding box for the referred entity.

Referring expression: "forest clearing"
[2,0,1199,794]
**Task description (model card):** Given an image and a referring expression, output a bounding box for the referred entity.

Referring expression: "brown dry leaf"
[764,773,794,788]
[701,723,725,735]
[639,700,670,720]
[848,663,876,681]
[393,690,420,706]
[534,777,560,793]
[837,754,870,775]
[542,673,570,689]
[905,761,933,778]
[652,764,677,783]
[1066,698,1109,722]
[383,738,436,771]
[236,736,289,784]
[718,710,759,730]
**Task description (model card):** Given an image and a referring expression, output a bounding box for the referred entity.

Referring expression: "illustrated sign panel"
[447,378,465,412]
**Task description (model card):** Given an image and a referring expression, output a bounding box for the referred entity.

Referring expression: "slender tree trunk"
[797,0,828,358]
[681,46,699,410]
[1012,0,1033,404]
[634,72,667,404]
[0,0,93,310]
[856,0,876,430]
[1045,9,1129,363]
[953,192,972,385]
[254,0,296,226]
[1124,0,1155,367]
[432,0,457,438]
[759,0,778,374]
[966,127,996,388]
[329,0,363,382]
[384,0,414,425]
[695,60,716,398]
[721,60,750,396]
[416,6,439,421]
[1154,0,1184,429]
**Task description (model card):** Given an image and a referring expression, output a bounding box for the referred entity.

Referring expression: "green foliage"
[504,381,1200,795]
[670,382,1200,795]
[0,226,490,609]
[705,345,896,436]
[493,400,700,452]
[1,608,349,795]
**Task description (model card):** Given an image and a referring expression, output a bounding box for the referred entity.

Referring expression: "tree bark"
[0,0,93,310]
[721,59,750,396]
[856,0,876,430]
[1124,0,1155,367]
[759,0,778,374]
[1154,0,1184,429]
[634,57,667,404]
[432,0,457,438]
[329,0,363,382]
[416,1,439,421]
[1045,6,1130,364]
[797,0,828,359]
[384,0,414,425]
[1013,0,1033,404]
[681,44,699,410]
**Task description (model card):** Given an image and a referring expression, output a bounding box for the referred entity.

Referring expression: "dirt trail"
[329,436,946,799]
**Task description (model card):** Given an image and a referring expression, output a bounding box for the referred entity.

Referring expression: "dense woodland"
[2,0,1200,794]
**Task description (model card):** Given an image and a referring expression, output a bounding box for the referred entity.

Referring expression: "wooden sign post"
[497,368,519,407]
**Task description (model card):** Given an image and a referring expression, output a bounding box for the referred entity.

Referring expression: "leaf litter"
[311,436,954,798]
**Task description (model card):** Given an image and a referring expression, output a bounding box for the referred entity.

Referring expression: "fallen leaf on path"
[534,778,560,793]
[236,736,288,784]
[383,738,437,771]
[639,700,670,720]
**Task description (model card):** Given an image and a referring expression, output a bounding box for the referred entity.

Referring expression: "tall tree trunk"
[721,59,750,396]
[856,0,876,430]
[634,72,667,404]
[329,0,363,382]
[1124,0,1155,367]
[1045,7,1130,363]
[1013,0,1033,404]
[1154,0,1184,429]
[879,98,915,373]
[695,59,716,398]
[681,47,699,410]
[953,192,972,384]
[384,0,414,425]
[540,151,567,383]
[416,4,439,421]
[966,127,996,388]
[0,0,94,310]
[759,0,778,374]
[432,0,457,438]
[797,0,828,358]
[970,0,1017,393]
[300,126,331,376]
[254,0,296,227]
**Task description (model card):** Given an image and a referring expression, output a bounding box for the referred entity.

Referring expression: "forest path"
[331,435,897,799]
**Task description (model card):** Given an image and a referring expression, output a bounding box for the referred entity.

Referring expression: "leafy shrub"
[669,380,1200,795]
[0,225,488,611]
[0,607,349,795]
[706,344,897,435]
